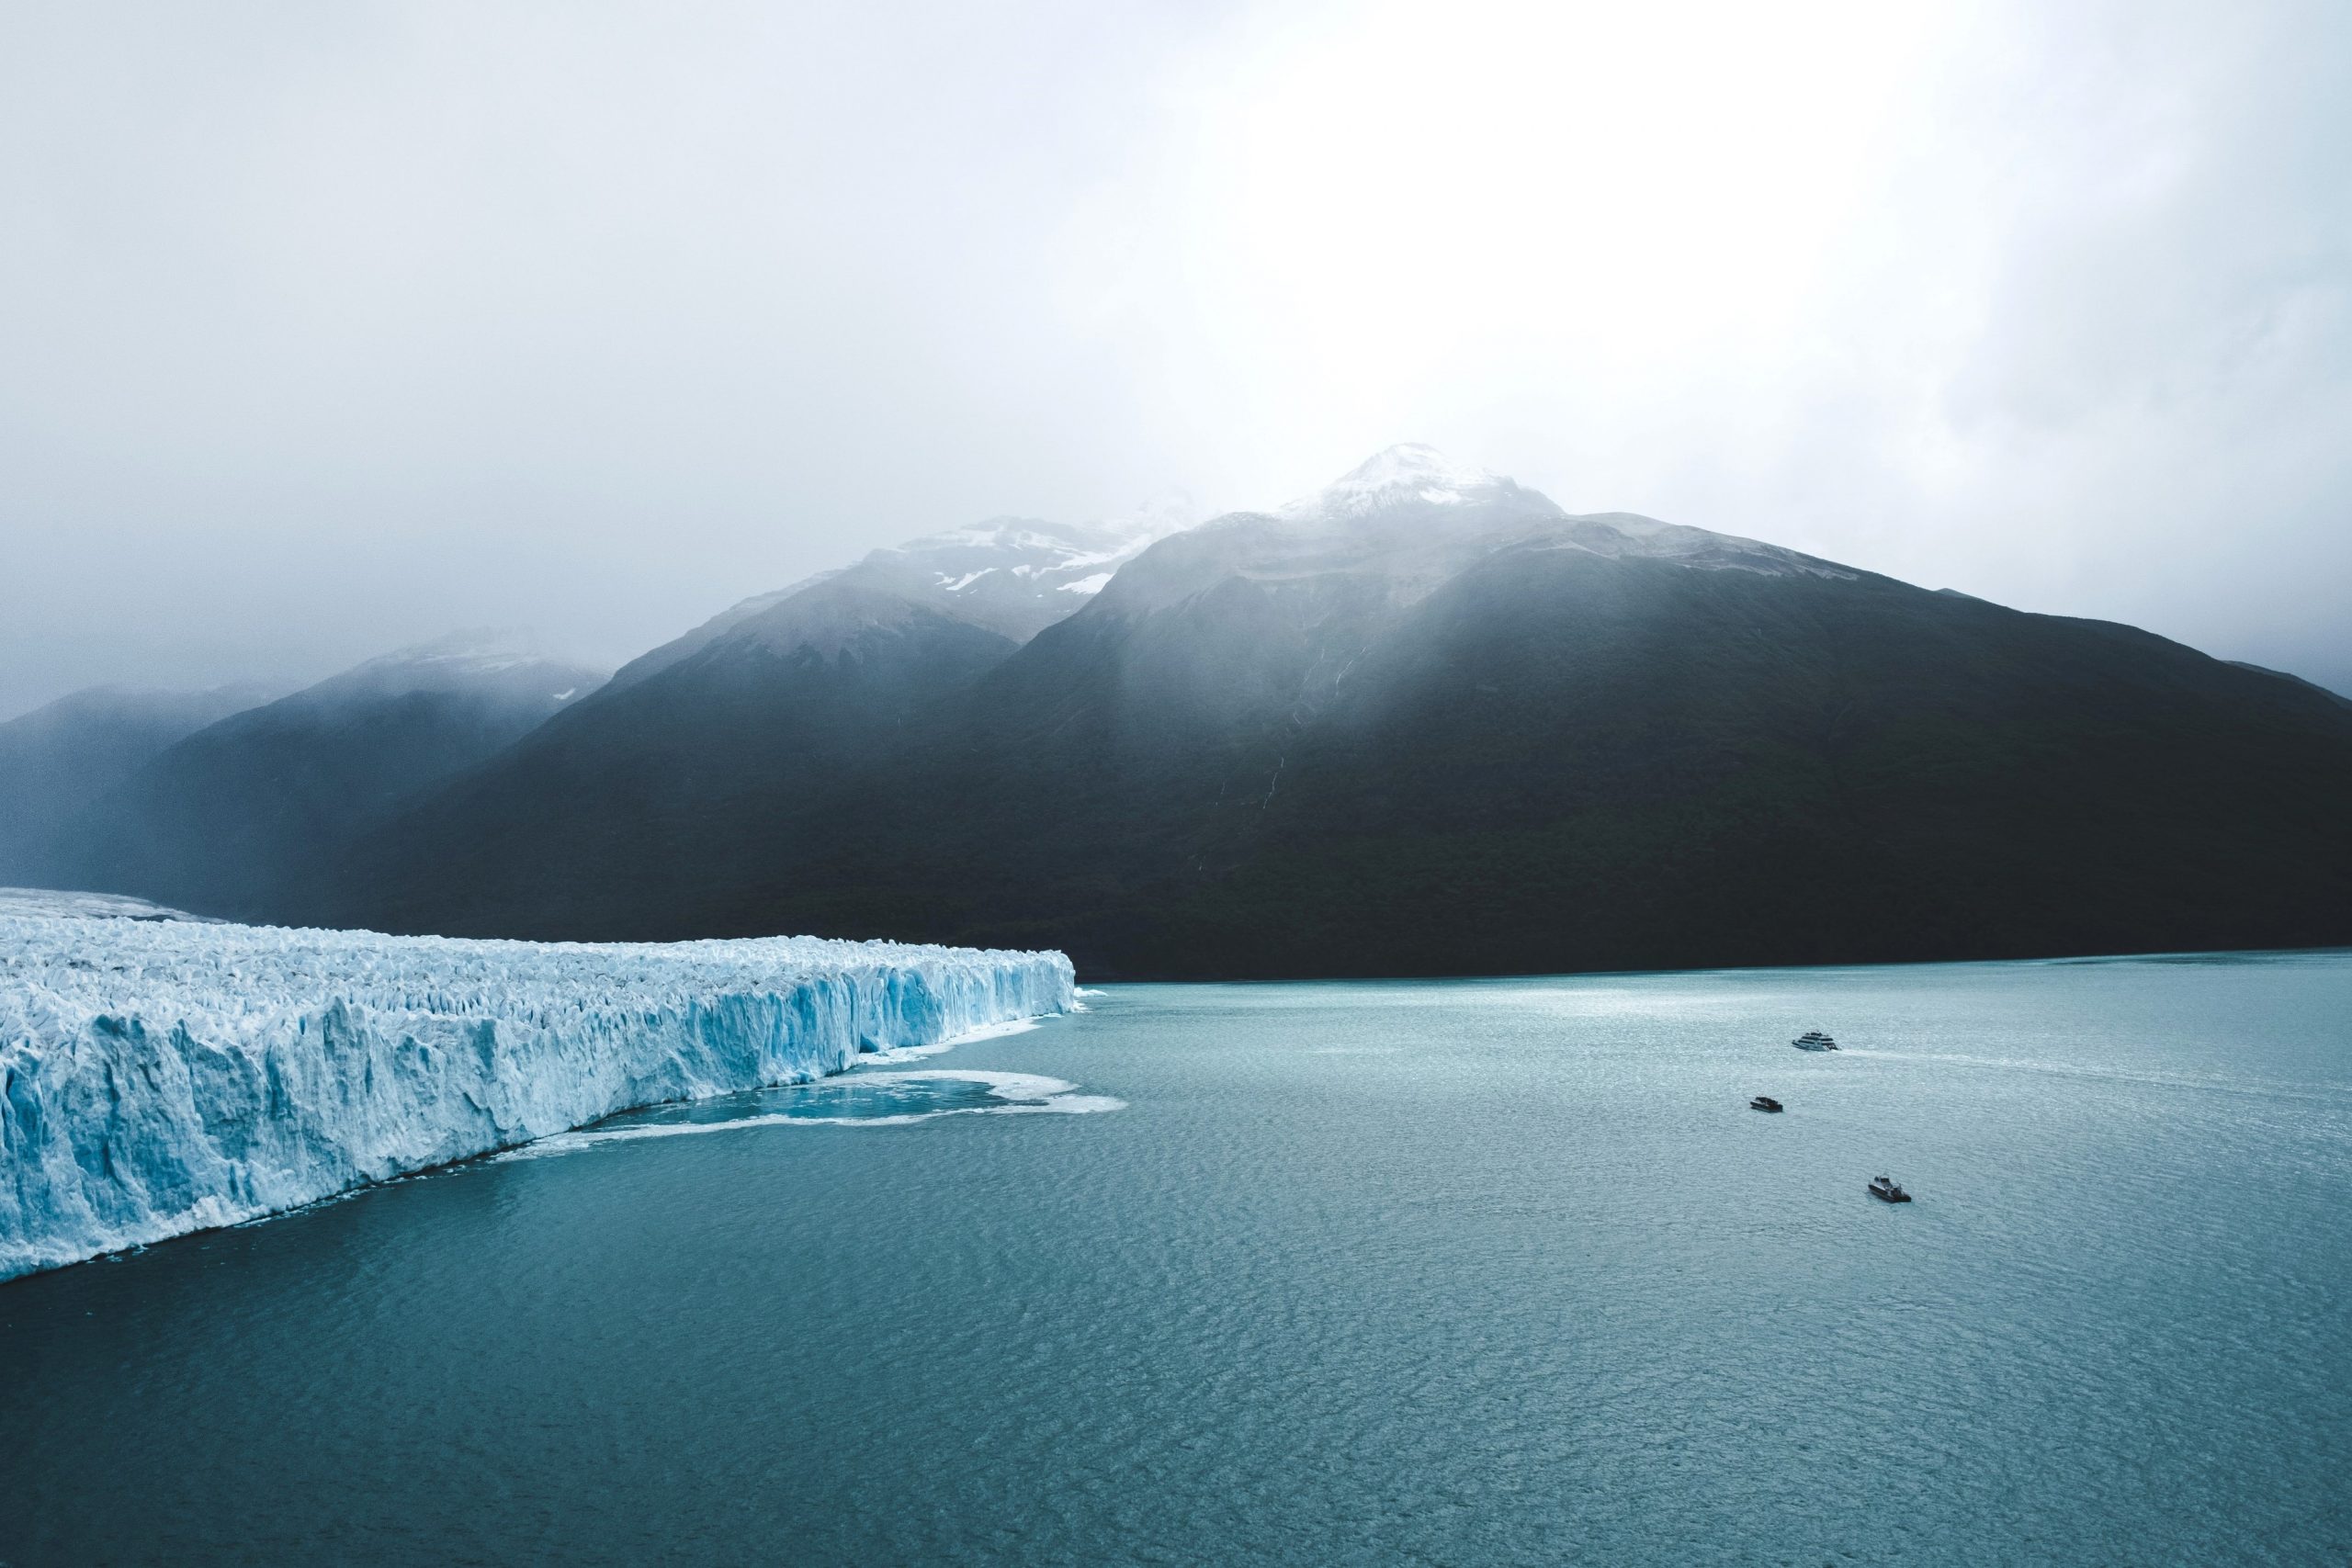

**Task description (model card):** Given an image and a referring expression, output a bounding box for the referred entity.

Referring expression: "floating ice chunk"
[504,1067,1123,1156]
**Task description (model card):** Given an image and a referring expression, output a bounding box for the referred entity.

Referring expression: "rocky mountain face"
[335,448,2352,977]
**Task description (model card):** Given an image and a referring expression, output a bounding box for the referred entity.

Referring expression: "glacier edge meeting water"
[0,897,1073,1281]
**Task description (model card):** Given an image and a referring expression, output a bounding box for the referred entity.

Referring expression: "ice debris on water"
[0,897,1072,1281]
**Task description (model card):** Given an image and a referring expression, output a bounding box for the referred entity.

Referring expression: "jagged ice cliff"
[0,895,1072,1281]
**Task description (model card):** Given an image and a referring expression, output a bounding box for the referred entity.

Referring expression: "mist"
[4,0,2348,719]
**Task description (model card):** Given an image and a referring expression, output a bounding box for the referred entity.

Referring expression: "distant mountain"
[51,631,605,921]
[312,505,1188,933]
[0,683,277,882]
[345,447,2352,976]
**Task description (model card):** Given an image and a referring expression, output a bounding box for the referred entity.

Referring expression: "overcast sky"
[4,0,2347,717]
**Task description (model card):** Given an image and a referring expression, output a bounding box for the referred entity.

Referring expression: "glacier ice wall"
[0,905,1072,1282]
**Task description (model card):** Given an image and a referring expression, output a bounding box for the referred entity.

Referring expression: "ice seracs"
[0,901,1073,1282]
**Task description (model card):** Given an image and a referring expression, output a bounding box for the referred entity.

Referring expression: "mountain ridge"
[40,633,606,922]
[322,448,2352,976]
[0,682,283,884]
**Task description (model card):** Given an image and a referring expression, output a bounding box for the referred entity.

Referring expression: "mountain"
[2228,660,2352,709]
[50,631,605,921]
[314,505,1190,934]
[606,502,1193,694]
[0,683,278,882]
[346,447,2352,976]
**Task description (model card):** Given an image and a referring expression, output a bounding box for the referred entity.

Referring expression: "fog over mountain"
[605,498,1192,694]
[32,632,605,923]
[0,683,282,881]
[21,509,1188,924]
[6,12,2350,1559]
[5,1,2351,718]
[283,446,2352,978]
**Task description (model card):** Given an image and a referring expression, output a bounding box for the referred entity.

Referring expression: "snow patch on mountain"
[0,907,1073,1281]
[299,628,610,706]
[1281,443,1554,524]
[345,627,551,677]
[885,500,1192,600]
[615,496,1199,687]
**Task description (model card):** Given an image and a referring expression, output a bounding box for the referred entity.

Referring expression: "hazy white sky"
[4,0,2347,716]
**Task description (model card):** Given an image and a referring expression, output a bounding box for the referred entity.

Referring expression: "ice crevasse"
[0,898,1074,1282]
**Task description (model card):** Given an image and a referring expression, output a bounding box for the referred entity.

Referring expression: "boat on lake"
[1792,1031,1839,1051]
[1749,1095,1783,1112]
[1868,1175,1913,1203]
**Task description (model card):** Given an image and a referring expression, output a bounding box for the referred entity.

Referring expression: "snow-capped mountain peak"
[1334,442,1498,494]
[886,492,1195,581]
[835,496,1196,639]
[304,629,608,706]
[1280,444,1552,524]
[353,626,552,677]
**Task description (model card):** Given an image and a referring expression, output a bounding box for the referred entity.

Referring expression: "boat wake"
[1836,1048,2352,1106]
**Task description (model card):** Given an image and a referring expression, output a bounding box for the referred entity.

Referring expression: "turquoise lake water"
[5,953,2348,1565]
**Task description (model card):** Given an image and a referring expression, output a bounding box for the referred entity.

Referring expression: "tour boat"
[1792,1031,1839,1051]
[1749,1095,1783,1112]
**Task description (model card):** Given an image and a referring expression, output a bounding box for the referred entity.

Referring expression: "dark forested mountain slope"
[348,447,2352,976]
[330,583,1019,937]
[0,682,278,882]
[321,509,1184,936]
[51,632,604,922]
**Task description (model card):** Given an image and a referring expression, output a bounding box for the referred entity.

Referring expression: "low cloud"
[3,0,2346,716]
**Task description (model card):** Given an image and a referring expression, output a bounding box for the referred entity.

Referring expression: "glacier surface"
[0,901,1072,1282]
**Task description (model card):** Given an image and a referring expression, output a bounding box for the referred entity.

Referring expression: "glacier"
[0,897,1073,1282]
